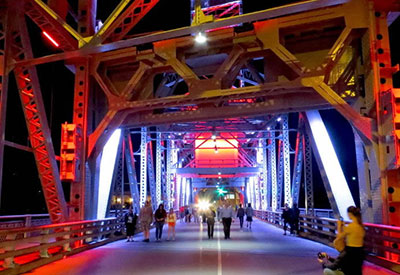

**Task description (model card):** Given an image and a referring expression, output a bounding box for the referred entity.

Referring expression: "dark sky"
[1,0,399,214]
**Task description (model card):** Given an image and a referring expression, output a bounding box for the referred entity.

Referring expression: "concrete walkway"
[25,219,395,275]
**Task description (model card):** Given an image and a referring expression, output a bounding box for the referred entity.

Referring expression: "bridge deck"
[26,219,395,275]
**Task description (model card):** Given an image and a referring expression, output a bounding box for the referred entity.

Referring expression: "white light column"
[97,129,121,219]
[306,110,355,219]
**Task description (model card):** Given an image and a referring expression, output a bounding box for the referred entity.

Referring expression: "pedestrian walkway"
[26,219,395,275]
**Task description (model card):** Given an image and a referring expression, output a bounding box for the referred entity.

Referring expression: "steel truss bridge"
[1,0,400,273]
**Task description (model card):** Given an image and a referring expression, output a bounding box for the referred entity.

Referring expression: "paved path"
[26,219,394,275]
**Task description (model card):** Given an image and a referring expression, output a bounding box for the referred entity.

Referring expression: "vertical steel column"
[261,138,268,210]
[254,176,260,210]
[12,6,67,223]
[0,10,10,208]
[147,141,156,210]
[166,140,172,209]
[124,132,140,213]
[282,115,291,206]
[139,127,147,207]
[277,135,284,209]
[156,133,163,207]
[269,132,277,210]
[291,129,304,206]
[303,131,314,214]
[171,142,177,209]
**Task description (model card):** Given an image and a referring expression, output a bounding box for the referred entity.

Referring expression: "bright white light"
[197,200,211,211]
[97,129,121,219]
[211,134,217,140]
[352,176,356,181]
[195,32,207,43]
[276,117,282,122]
[218,172,221,175]
[306,111,355,220]
[267,127,271,131]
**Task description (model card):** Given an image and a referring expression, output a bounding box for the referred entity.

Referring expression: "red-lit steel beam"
[24,0,78,51]
[99,0,160,43]
[78,0,97,37]
[10,3,67,223]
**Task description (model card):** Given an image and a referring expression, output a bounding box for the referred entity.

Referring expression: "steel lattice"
[139,127,147,207]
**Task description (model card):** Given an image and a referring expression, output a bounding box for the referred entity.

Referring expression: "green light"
[217,188,227,196]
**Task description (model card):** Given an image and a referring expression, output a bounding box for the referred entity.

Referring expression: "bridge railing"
[0,217,125,274]
[0,214,51,229]
[254,210,400,272]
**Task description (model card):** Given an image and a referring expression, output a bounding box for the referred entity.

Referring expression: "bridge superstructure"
[1,0,400,272]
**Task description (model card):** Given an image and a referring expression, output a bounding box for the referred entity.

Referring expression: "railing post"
[39,229,50,258]
[2,233,17,268]
[63,226,72,252]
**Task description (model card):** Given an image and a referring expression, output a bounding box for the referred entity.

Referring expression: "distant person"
[206,207,216,239]
[125,207,137,242]
[154,204,167,241]
[320,206,365,275]
[139,201,153,242]
[166,208,177,241]
[245,203,253,229]
[179,206,185,222]
[193,207,199,223]
[282,203,291,235]
[220,201,234,239]
[290,203,300,235]
[237,204,245,229]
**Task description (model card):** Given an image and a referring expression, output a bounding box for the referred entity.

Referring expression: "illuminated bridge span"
[1,0,400,274]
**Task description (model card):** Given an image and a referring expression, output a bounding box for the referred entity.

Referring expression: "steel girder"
[96,0,160,43]
[303,130,314,215]
[165,140,173,209]
[124,132,140,214]
[11,5,67,223]
[261,138,268,210]
[156,133,163,207]
[281,115,291,206]
[291,116,305,206]
[269,131,277,211]
[147,140,157,210]
[139,127,147,207]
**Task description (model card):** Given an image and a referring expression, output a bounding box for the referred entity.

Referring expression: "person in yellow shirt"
[166,208,177,241]
[321,206,365,275]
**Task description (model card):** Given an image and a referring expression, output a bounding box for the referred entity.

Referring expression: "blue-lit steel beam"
[147,140,157,210]
[303,130,314,214]
[291,119,304,206]
[124,132,140,213]
[261,138,268,210]
[306,110,355,219]
[269,131,277,210]
[166,140,172,209]
[156,133,163,207]
[282,115,291,206]
[139,127,147,207]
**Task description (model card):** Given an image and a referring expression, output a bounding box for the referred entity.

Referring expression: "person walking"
[321,206,365,275]
[237,204,245,229]
[206,206,216,239]
[290,203,300,235]
[125,207,137,242]
[166,208,177,241]
[154,204,167,241]
[139,201,153,242]
[282,203,291,235]
[245,203,254,229]
[220,201,234,239]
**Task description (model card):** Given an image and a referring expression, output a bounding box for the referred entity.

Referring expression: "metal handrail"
[254,210,400,272]
[0,214,51,230]
[0,217,125,274]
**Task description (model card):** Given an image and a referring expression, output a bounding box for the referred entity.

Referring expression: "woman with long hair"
[322,206,365,275]
[154,204,167,241]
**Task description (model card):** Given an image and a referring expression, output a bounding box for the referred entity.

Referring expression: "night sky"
[1,0,399,215]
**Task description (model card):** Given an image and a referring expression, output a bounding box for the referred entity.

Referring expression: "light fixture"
[276,117,282,122]
[267,127,271,131]
[195,32,207,43]
[218,172,221,175]
[42,31,59,47]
